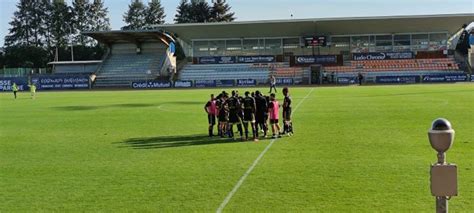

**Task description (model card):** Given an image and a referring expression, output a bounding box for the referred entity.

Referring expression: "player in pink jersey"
[204,94,218,137]
[268,93,281,139]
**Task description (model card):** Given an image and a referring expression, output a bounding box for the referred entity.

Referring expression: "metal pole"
[71,44,74,61]
[70,27,74,61]
[437,152,446,164]
[436,197,448,213]
[436,152,448,213]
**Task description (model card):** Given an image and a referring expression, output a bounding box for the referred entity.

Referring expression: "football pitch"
[1,84,473,212]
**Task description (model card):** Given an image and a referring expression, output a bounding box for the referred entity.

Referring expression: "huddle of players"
[205,87,293,142]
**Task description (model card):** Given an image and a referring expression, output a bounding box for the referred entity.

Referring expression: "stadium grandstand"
[75,13,474,88]
[82,31,176,88]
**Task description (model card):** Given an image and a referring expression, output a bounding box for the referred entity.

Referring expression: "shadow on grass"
[53,105,102,111]
[161,101,203,105]
[53,103,157,111]
[112,103,156,108]
[118,134,256,149]
[52,101,204,111]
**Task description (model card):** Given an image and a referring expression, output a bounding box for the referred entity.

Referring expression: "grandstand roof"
[83,14,474,45]
[82,30,174,44]
[151,13,474,42]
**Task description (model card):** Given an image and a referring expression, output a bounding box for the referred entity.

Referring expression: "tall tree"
[29,1,50,47]
[89,0,111,32]
[189,0,211,23]
[5,0,34,47]
[145,0,166,26]
[210,0,235,22]
[38,0,54,48]
[123,0,147,30]
[50,0,73,48]
[72,0,92,45]
[174,0,191,24]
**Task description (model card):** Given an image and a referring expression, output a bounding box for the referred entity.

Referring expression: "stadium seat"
[179,62,308,84]
[94,51,167,88]
[324,57,461,73]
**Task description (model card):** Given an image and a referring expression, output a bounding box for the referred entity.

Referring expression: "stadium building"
[75,14,473,88]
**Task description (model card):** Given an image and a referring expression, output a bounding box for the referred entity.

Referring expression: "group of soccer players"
[204,87,293,142]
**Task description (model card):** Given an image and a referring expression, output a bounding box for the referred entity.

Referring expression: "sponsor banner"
[353,52,414,61]
[195,80,216,88]
[237,56,275,63]
[216,79,235,87]
[471,74,474,82]
[422,74,468,83]
[131,81,172,89]
[236,79,257,87]
[376,75,420,84]
[32,75,90,90]
[198,56,236,64]
[276,78,294,85]
[295,55,337,65]
[174,80,193,88]
[337,77,358,84]
[0,77,29,91]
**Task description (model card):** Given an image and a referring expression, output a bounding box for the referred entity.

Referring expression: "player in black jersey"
[254,90,268,138]
[215,93,223,136]
[236,91,245,122]
[242,91,257,141]
[282,87,293,136]
[217,93,229,138]
[227,91,244,140]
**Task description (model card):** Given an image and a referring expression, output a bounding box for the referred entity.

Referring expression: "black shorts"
[208,114,216,125]
[238,111,244,119]
[243,111,255,122]
[255,113,267,123]
[229,112,241,124]
[283,108,292,121]
[270,119,279,124]
[218,113,228,122]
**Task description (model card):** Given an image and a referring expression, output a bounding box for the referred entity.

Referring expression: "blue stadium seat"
[94,52,166,88]
[179,64,271,84]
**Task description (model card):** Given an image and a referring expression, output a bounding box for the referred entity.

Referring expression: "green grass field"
[1,84,473,212]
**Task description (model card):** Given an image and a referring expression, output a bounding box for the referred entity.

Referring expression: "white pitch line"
[216,88,315,213]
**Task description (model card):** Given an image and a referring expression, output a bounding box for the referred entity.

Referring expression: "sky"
[0,0,473,45]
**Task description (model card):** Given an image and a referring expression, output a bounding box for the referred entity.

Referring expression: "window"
[394,34,411,51]
[283,38,302,55]
[209,40,225,56]
[264,38,282,55]
[332,36,350,48]
[243,39,261,56]
[374,35,393,51]
[351,36,369,53]
[412,34,429,51]
[226,40,242,56]
[193,41,209,57]
[429,33,447,50]
[394,35,411,46]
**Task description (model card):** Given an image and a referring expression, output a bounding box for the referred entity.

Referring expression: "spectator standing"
[358,72,364,86]
[269,75,277,93]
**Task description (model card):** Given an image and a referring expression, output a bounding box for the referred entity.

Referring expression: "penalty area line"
[216,88,315,213]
